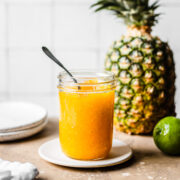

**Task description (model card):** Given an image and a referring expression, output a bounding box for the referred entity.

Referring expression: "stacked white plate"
[0,102,48,142]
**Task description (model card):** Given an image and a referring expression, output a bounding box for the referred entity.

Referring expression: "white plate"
[38,138,133,168]
[0,102,47,133]
[0,118,48,142]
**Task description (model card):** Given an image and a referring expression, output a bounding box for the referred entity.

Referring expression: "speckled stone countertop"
[0,117,180,180]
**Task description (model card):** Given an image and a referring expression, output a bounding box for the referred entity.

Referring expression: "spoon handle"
[42,47,78,84]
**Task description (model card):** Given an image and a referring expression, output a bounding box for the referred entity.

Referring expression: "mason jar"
[57,70,115,160]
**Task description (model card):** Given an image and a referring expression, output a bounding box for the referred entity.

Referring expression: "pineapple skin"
[105,33,176,134]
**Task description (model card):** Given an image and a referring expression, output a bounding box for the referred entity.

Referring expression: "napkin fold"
[0,159,39,180]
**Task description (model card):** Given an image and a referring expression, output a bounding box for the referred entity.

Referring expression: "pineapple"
[91,0,176,134]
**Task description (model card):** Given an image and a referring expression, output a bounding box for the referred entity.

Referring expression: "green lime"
[153,116,180,155]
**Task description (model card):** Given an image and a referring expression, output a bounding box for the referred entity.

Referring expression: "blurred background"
[0,0,179,116]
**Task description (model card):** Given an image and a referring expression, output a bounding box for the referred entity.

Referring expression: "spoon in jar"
[42,46,80,89]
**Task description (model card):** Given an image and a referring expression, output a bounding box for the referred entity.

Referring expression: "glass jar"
[57,70,115,160]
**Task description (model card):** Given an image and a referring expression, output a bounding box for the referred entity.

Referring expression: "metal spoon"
[42,47,79,87]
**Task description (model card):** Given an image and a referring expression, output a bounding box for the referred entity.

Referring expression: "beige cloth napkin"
[0,159,38,180]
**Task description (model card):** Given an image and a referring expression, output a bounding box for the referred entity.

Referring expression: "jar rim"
[57,69,116,91]
[58,69,115,84]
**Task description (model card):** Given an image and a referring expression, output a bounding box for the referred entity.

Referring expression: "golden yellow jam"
[58,80,115,160]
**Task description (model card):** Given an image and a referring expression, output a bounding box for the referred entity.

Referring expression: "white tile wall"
[54,0,91,5]
[0,51,7,93]
[99,12,126,50]
[51,49,98,92]
[0,3,6,49]
[9,50,52,94]
[153,5,180,50]
[163,0,180,5]
[174,50,180,114]
[54,4,98,49]
[0,0,179,116]
[53,50,98,69]
[8,3,52,49]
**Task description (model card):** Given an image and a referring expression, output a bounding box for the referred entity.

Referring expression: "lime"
[153,116,180,155]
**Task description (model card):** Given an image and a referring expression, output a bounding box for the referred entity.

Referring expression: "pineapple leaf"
[91,0,161,27]
[150,0,160,9]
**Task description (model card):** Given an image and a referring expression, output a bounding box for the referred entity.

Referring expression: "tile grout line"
[4,2,10,100]
[163,3,180,7]
[96,13,101,70]
[4,0,180,7]
[5,92,58,97]
[3,1,57,7]
[53,1,92,6]
[51,0,59,94]
[50,0,55,94]
[5,47,101,52]
[6,0,180,6]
